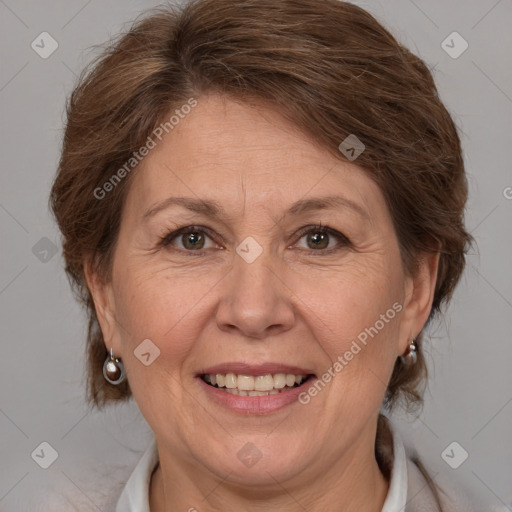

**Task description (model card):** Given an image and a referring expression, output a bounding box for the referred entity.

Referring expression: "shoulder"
[405,454,484,512]
[378,416,484,512]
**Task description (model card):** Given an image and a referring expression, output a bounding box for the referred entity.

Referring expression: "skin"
[86,93,439,511]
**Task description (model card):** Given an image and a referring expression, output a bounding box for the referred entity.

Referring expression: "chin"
[193,435,316,488]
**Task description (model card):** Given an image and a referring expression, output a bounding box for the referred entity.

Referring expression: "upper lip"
[198,362,315,377]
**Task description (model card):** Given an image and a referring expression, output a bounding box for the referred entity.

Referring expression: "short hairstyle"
[50,0,473,410]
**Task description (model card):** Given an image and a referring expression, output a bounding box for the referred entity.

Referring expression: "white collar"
[115,435,158,512]
[115,421,408,512]
[381,419,408,511]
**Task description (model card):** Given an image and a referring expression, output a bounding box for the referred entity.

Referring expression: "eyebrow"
[142,195,369,221]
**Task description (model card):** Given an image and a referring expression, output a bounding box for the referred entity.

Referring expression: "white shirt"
[115,422,408,512]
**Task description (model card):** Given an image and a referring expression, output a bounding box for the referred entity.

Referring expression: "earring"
[103,347,126,385]
[400,338,418,365]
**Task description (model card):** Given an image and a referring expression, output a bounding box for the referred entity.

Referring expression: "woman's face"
[89,94,436,489]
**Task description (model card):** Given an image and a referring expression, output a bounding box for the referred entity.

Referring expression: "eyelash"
[159,223,351,256]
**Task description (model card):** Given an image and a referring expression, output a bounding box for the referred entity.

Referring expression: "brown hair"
[50,0,472,411]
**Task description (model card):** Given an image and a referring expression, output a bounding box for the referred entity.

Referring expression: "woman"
[50,0,478,510]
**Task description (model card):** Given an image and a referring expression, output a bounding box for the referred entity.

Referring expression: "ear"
[84,258,122,355]
[398,250,440,355]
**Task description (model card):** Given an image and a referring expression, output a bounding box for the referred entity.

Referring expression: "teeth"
[255,374,274,391]
[204,372,309,393]
[248,390,263,396]
[285,374,296,387]
[273,373,286,389]
[237,375,254,391]
[225,373,237,389]
[225,389,283,396]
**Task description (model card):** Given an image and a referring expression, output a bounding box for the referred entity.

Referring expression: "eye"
[294,224,350,253]
[160,226,220,252]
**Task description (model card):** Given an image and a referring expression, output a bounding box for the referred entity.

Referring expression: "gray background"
[1,0,511,510]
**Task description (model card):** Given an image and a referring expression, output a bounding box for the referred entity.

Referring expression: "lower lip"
[197,376,316,414]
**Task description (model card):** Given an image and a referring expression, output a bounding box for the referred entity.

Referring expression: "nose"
[215,250,296,339]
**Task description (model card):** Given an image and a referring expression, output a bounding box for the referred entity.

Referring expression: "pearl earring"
[103,347,126,385]
[400,338,418,365]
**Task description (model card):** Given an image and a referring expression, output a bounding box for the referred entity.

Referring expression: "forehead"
[123,94,385,221]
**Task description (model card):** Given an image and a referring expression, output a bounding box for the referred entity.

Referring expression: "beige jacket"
[14,421,484,511]
[405,456,480,511]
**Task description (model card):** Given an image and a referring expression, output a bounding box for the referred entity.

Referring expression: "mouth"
[196,363,318,413]
[199,372,316,396]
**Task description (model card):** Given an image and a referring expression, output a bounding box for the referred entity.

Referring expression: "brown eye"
[306,231,330,250]
[295,225,350,253]
[161,226,218,252]
[181,231,205,250]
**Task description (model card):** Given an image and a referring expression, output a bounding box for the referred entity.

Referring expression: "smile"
[201,372,314,396]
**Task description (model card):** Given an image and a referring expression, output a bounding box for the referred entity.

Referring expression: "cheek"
[295,272,403,440]
[291,256,404,406]
[112,263,217,364]
[293,257,403,346]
